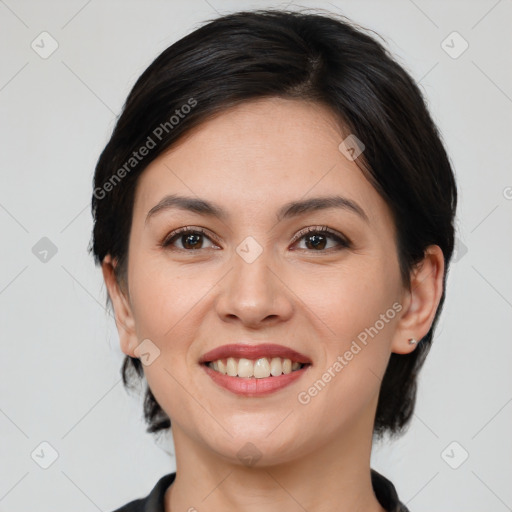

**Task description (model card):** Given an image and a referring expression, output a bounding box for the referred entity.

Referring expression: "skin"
[102,97,445,512]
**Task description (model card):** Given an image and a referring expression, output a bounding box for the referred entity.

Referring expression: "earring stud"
[408,338,417,345]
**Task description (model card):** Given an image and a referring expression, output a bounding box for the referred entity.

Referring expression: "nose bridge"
[216,235,293,325]
[232,236,276,305]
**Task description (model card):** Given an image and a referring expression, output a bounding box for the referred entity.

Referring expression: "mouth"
[202,358,310,378]
[199,343,313,396]
[199,343,312,374]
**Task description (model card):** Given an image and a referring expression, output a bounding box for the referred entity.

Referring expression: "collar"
[114,469,410,512]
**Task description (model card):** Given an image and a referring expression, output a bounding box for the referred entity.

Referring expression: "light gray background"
[1,0,511,510]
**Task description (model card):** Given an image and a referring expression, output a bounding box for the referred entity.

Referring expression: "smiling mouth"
[203,357,311,379]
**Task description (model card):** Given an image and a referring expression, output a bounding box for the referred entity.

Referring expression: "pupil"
[184,233,201,249]
[181,233,327,250]
[306,234,326,250]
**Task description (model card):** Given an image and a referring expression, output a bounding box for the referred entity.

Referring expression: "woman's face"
[107,97,420,464]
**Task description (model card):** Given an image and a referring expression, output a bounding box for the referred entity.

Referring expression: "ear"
[101,254,138,358]
[391,245,445,355]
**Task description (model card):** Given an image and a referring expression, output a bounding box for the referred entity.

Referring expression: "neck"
[164,401,386,512]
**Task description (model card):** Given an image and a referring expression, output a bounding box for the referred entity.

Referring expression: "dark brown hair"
[89,8,457,440]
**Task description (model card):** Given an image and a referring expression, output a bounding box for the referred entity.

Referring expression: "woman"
[90,8,457,512]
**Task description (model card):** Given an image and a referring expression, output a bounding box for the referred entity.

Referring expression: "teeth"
[226,357,238,377]
[208,357,304,378]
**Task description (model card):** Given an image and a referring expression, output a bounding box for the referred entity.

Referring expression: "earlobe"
[391,245,445,355]
[101,254,138,358]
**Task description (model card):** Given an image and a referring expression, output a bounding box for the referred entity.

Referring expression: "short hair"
[89,8,458,440]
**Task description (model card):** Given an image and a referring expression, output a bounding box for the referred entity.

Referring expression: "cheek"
[125,259,208,419]
[127,250,209,340]
[295,269,397,425]
[298,261,398,344]
[293,260,399,407]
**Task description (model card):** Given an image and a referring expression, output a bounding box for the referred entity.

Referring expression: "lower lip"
[201,363,311,396]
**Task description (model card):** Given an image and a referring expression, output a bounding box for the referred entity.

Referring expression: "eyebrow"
[145,194,369,225]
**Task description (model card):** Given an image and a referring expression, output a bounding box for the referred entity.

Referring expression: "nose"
[214,246,294,329]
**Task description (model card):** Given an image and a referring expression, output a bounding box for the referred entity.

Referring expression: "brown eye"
[292,226,350,252]
[160,225,350,253]
[161,227,218,250]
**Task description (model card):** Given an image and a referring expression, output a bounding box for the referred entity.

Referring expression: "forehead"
[133,98,393,231]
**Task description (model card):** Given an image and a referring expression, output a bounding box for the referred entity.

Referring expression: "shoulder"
[111,473,176,512]
[371,469,410,512]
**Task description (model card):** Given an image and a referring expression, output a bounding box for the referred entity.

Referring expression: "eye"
[291,226,351,252]
[159,226,219,251]
[159,225,351,252]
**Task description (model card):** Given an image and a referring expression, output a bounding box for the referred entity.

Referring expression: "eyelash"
[159,225,351,253]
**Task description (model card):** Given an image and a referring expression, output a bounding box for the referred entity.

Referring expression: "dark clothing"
[112,469,410,511]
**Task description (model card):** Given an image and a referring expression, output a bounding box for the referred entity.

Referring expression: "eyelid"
[160,225,351,250]
[160,226,221,248]
[289,225,350,247]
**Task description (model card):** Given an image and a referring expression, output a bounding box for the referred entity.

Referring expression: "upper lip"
[199,343,312,364]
